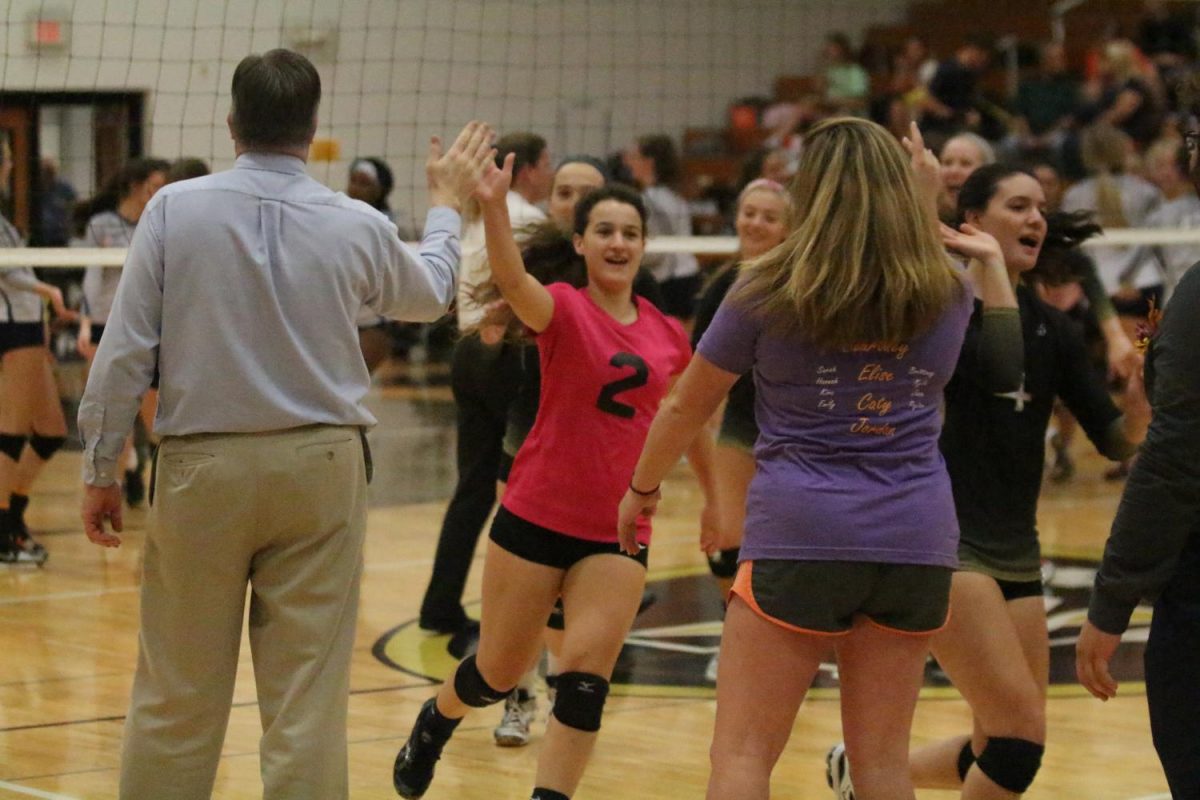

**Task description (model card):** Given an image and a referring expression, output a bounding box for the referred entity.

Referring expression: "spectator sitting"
[1011,42,1081,155]
[923,35,992,135]
[822,32,870,115]
[1081,39,1165,150]
[1137,0,1197,74]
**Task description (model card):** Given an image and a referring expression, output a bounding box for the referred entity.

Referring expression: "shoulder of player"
[635,298,689,342]
[507,192,547,226]
[86,209,124,227]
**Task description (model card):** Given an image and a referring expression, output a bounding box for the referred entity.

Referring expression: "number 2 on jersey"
[596,352,649,419]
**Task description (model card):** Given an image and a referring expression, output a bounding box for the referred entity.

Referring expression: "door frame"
[0,91,144,236]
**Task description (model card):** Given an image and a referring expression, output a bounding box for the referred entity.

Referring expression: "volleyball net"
[4,1,1200,278]
[1,0,904,238]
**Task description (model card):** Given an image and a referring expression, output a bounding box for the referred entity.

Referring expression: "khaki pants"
[120,425,368,800]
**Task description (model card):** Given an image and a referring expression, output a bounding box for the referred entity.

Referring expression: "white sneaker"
[493,690,537,747]
[704,652,719,683]
[825,743,856,800]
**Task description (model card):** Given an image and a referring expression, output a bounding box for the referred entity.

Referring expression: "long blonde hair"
[732,117,960,348]
[1081,123,1131,228]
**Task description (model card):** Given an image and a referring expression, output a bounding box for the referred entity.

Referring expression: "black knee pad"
[707,547,740,579]
[957,740,977,782]
[452,655,511,708]
[976,737,1044,794]
[546,598,565,631]
[551,671,609,732]
[0,434,26,462]
[28,434,65,461]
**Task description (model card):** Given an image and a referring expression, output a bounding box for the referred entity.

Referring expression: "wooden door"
[0,104,35,234]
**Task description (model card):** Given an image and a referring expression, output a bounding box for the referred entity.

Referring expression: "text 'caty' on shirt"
[697,282,973,568]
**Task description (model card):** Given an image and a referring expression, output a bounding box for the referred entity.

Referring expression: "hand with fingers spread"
[474,151,514,208]
[81,483,124,548]
[902,121,940,216]
[940,221,1004,270]
[1075,620,1121,700]
[426,120,497,212]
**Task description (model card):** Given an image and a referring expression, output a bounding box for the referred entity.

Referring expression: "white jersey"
[456,191,545,330]
[80,210,138,323]
[0,217,43,324]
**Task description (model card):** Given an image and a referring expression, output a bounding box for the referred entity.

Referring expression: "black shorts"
[996,576,1043,601]
[0,322,45,356]
[731,559,952,635]
[489,506,649,570]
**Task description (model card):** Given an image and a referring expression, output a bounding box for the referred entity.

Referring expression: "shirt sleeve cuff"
[424,206,462,237]
[82,453,119,487]
[1087,591,1138,636]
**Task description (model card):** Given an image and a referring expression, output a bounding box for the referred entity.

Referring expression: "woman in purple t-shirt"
[618,118,972,800]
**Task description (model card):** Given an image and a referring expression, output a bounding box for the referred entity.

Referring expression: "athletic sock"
[9,494,29,526]
[421,698,462,742]
[531,789,569,800]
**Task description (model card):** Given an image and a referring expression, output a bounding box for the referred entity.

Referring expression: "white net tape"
[3,228,1199,269]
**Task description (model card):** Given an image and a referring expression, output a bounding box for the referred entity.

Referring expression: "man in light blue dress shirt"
[78,49,495,800]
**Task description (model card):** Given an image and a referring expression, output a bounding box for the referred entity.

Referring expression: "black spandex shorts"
[489,505,648,570]
[0,322,45,356]
[732,559,952,635]
[995,576,1043,601]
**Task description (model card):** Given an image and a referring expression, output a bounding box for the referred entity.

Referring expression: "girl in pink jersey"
[393,170,716,800]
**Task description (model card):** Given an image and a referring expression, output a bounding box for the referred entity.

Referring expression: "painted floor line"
[0,781,82,800]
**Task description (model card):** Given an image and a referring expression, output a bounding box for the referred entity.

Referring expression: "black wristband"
[629,481,660,497]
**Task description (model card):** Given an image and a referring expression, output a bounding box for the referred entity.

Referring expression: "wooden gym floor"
[0,374,1172,799]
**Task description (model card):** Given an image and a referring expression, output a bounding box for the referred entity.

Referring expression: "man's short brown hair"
[230,49,321,149]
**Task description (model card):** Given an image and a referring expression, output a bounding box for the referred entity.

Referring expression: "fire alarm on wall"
[27,11,71,51]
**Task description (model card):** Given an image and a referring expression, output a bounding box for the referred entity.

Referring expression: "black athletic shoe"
[11,529,48,564]
[124,469,145,507]
[0,514,46,567]
[1,536,46,566]
[7,507,48,563]
[446,620,481,659]
[418,613,470,634]
[393,699,451,799]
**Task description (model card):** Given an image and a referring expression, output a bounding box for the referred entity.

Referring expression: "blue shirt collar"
[235,151,308,175]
